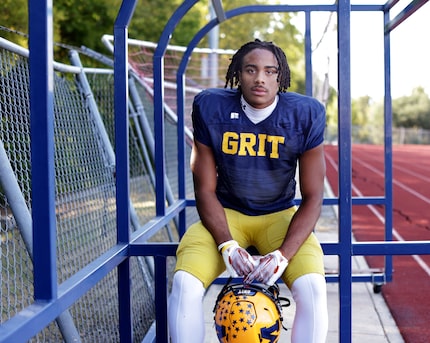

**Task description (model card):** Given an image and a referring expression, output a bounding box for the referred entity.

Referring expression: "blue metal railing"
[1,1,427,342]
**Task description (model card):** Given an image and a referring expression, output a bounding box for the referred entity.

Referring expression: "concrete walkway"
[202,189,404,342]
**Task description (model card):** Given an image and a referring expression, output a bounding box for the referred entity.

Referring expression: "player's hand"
[218,240,258,277]
[244,250,289,286]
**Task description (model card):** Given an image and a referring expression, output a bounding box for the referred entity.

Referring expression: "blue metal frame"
[0,0,428,342]
[153,0,201,217]
[28,0,57,302]
[383,3,394,285]
[337,2,353,337]
[114,1,138,341]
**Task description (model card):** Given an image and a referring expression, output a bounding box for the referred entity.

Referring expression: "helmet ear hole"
[214,283,287,343]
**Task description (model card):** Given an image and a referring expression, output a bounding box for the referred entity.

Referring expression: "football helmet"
[213,282,288,343]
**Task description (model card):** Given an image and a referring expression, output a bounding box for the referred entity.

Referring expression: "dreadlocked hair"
[224,39,291,93]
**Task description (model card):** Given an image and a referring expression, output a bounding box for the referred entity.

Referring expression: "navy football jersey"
[192,88,326,215]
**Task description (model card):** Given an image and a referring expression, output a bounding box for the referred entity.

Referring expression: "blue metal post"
[176,64,187,238]
[114,1,138,341]
[337,1,353,342]
[155,255,168,342]
[383,8,394,283]
[28,0,57,301]
[153,0,200,217]
[151,1,200,340]
[304,10,313,96]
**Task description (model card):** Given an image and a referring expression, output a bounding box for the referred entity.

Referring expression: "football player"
[168,39,328,343]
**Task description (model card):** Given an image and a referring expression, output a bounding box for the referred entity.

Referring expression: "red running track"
[324,144,430,343]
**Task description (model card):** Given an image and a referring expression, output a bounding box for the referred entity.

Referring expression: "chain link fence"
[0,35,199,342]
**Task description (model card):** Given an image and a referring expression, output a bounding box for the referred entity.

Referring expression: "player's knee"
[170,270,205,304]
[291,273,328,343]
[291,273,326,303]
[168,271,206,343]
[292,273,327,311]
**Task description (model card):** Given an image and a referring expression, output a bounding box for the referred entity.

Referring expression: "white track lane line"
[354,156,430,205]
[325,151,430,277]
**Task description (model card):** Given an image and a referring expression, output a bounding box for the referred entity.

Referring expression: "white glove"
[218,240,258,277]
[244,249,289,286]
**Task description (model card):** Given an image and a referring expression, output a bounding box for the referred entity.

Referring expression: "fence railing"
[0,36,189,342]
[2,0,430,340]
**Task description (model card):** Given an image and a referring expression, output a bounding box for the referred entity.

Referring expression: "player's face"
[239,48,280,109]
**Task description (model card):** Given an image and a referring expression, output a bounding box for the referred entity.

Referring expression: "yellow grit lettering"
[222,132,239,154]
[238,133,256,156]
[257,134,267,156]
[222,131,285,158]
[266,135,285,158]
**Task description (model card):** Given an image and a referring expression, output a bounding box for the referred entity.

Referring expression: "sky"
[289,0,430,99]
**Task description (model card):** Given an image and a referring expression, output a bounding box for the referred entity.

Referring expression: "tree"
[0,0,206,63]
[1,0,28,47]
[54,0,121,61]
[324,85,338,129]
[351,95,372,127]
[126,0,206,46]
[213,0,305,93]
[0,0,312,97]
[392,87,430,129]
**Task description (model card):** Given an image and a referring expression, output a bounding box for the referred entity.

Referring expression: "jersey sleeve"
[304,100,326,151]
[191,91,212,147]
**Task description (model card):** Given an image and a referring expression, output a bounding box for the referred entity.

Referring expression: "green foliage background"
[1,0,429,131]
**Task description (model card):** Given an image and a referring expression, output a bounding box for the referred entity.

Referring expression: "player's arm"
[191,139,257,276]
[279,143,326,260]
[190,139,231,245]
[244,143,325,285]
